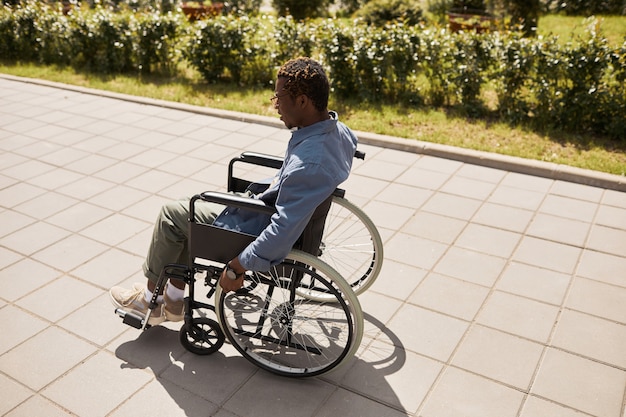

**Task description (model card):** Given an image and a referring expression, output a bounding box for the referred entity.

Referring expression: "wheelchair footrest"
[115,308,151,330]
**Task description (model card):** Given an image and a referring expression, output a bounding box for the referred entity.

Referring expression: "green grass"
[538,14,626,46]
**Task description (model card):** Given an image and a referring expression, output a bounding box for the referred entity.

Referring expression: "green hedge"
[1,2,624,139]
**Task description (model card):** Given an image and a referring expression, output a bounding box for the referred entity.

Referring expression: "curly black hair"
[277,57,329,112]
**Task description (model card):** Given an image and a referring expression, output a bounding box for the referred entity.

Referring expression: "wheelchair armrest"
[239,152,284,169]
[191,191,276,220]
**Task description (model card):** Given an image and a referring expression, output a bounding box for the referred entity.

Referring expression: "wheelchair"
[115,151,382,377]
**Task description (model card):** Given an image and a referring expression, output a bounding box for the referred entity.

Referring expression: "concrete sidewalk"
[1,75,625,417]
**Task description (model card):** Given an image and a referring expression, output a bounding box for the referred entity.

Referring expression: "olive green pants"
[142,198,221,284]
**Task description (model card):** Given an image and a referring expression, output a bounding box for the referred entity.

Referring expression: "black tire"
[179,317,225,355]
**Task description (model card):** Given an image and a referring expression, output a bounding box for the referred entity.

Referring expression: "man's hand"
[219,257,246,293]
[219,270,244,292]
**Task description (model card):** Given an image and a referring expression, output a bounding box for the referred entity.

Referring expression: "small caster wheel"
[179,317,225,355]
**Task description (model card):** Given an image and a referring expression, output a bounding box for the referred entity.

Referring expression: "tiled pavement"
[1,74,626,417]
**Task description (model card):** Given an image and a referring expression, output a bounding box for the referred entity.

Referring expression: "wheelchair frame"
[115,150,381,377]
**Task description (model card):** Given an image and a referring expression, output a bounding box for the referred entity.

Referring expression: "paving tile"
[500,172,553,192]
[539,194,598,222]
[0,182,45,208]
[520,396,590,417]
[109,379,218,417]
[42,351,152,417]
[56,175,116,200]
[451,325,544,390]
[45,201,113,232]
[32,234,109,272]
[0,209,36,238]
[353,158,410,182]
[526,213,591,247]
[0,258,62,302]
[369,259,427,302]
[488,185,546,211]
[0,372,33,416]
[88,185,151,212]
[395,166,451,190]
[358,291,403,339]
[496,262,571,305]
[566,277,626,324]
[16,275,101,323]
[434,247,507,287]
[409,273,489,320]
[159,343,257,405]
[92,161,150,184]
[403,211,467,244]
[552,309,626,368]
[476,291,559,342]
[341,338,443,413]
[532,348,626,417]
[576,249,626,288]
[456,164,507,183]
[0,221,71,256]
[385,233,448,271]
[25,167,84,190]
[125,169,184,194]
[586,224,626,256]
[386,304,468,361]
[513,236,582,274]
[549,179,605,202]
[440,176,498,200]
[420,367,525,417]
[317,387,409,417]
[0,326,96,390]
[0,305,49,355]
[64,153,119,175]
[97,141,147,160]
[4,395,73,417]
[59,293,130,347]
[471,202,534,233]
[117,227,153,257]
[107,325,187,373]
[422,192,482,220]
[159,177,219,201]
[2,159,56,181]
[0,246,22,270]
[79,213,150,246]
[71,247,143,289]
[224,371,334,417]
[455,223,521,258]
[374,183,433,209]
[595,204,626,230]
[602,188,626,208]
[415,155,463,173]
[341,174,389,200]
[13,191,79,220]
[361,200,415,230]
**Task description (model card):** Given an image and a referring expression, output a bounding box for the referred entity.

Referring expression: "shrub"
[133,11,183,74]
[186,15,272,84]
[355,0,424,26]
[271,0,332,20]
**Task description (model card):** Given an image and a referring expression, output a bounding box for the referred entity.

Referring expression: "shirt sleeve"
[237,161,335,271]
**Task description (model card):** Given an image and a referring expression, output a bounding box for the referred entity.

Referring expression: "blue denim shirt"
[214,112,358,271]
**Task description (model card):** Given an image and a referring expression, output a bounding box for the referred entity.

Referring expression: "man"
[110,57,358,325]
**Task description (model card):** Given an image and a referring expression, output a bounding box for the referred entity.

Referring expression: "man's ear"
[298,94,309,108]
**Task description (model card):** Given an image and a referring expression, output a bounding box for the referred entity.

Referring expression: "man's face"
[273,77,299,129]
